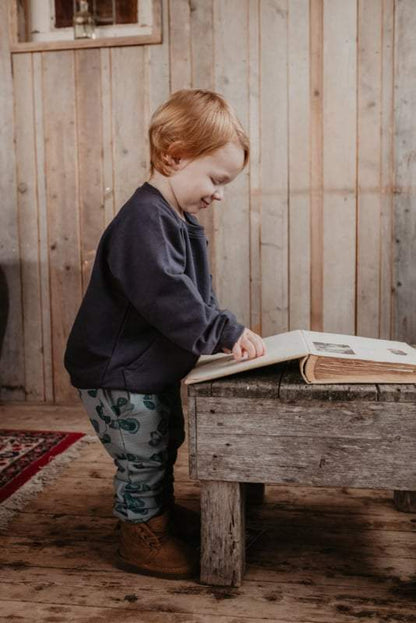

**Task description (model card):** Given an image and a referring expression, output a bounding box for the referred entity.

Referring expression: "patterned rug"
[0,429,95,530]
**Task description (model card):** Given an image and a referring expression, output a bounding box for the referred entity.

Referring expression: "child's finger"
[243,335,265,359]
[249,334,266,357]
[232,342,242,361]
[242,336,257,359]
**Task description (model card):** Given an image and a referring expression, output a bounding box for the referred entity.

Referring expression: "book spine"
[299,355,313,383]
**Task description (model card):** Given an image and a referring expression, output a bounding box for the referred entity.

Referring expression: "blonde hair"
[148,89,250,176]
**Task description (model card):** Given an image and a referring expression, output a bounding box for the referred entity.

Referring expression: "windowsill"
[10,33,161,53]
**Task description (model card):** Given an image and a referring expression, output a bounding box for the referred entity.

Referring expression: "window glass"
[54,1,138,28]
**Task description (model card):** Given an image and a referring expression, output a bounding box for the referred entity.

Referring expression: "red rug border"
[0,430,85,503]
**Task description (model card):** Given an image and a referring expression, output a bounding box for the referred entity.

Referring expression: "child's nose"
[213,188,224,201]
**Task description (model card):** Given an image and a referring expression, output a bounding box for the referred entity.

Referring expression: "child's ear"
[166,141,186,168]
[163,153,181,169]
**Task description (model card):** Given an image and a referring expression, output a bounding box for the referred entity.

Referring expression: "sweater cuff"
[214,317,245,353]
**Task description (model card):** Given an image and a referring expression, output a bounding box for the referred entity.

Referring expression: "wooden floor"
[1,404,416,622]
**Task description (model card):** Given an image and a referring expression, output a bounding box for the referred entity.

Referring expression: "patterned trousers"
[78,382,185,523]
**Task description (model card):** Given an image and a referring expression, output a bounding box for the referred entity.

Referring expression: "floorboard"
[1,404,416,622]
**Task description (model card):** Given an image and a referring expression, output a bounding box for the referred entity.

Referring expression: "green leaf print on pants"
[78,384,184,523]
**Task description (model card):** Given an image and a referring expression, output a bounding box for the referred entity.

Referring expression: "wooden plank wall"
[394,0,416,341]
[0,0,414,404]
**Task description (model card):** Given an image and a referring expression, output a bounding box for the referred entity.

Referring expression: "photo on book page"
[312,342,355,355]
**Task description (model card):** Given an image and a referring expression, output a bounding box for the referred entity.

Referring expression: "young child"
[64,88,266,580]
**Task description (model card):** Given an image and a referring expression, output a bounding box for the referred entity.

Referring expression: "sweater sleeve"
[208,273,220,310]
[107,205,245,356]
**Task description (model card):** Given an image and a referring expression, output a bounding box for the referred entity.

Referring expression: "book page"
[301,330,416,365]
[184,330,308,385]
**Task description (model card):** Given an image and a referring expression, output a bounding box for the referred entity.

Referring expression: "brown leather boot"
[116,510,199,579]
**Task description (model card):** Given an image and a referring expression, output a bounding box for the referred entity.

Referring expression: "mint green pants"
[77,383,185,523]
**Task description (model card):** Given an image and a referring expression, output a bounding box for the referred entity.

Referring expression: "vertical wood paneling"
[323,0,357,333]
[42,51,82,404]
[190,0,215,91]
[148,0,170,115]
[75,49,105,292]
[13,53,44,401]
[214,0,251,329]
[2,1,415,403]
[33,53,54,403]
[143,42,152,183]
[309,0,324,331]
[379,0,394,339]
[248,0,261,334]
[111,47,148,210]
[147,0,170,189]
[356,0,383,338]
[394,0,416,342]
[190,0,217,278]
[100,48,116,226]
[147,0,170,190]
[169,0,192,91]
[288,0,310,330]
[0,2,25,401]
[260,0,289,336]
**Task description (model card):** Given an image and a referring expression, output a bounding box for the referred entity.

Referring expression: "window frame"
[8,0,162,53]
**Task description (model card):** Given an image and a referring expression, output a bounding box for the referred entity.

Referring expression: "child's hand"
[222,328,266,362]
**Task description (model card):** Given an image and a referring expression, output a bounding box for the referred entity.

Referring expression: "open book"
[183,330,416,385]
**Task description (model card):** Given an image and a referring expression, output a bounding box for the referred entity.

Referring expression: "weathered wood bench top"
[188,360,416,402]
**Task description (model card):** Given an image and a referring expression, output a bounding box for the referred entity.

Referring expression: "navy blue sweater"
[64,182,245,393]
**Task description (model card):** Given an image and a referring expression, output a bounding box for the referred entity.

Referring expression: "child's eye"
[210,177,218,185]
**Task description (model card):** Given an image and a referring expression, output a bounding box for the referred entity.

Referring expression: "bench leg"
[393,490,416,512]
[200,481,245,587]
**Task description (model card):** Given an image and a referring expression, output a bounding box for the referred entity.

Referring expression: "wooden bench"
[187,361,416,587]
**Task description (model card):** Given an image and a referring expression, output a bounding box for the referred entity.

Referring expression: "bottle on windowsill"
[73,0,96,40]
